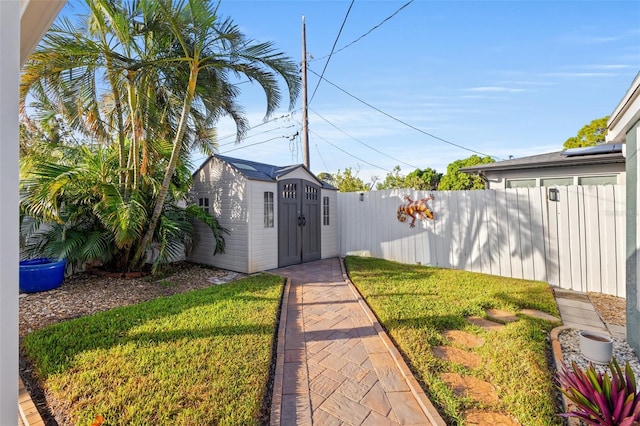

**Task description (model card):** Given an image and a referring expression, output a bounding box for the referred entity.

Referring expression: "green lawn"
[345,256,561,426]
[21,274,284,426]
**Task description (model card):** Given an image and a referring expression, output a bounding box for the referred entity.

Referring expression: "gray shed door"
[278,179,321,267]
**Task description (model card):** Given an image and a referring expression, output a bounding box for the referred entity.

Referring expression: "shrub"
[557,359,640,425]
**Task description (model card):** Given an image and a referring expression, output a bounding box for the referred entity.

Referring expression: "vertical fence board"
[517,188,535,280]
[610,185,627,298]
[456,191,470,270]
[567,186,584,292]
[577,186,589,292]
[583,186,602,293]
[529,187,548,282]
[476,191,491,274]
[427,191,438,266]
[437,191,452,268]
[485,190,500,276]
[495,190,512,278]
[506,190,523,279]
[556,187,572,289]
[600,186,618,295]
[615,185,626,297]
[546,188,560,287]
[448,191,460,269]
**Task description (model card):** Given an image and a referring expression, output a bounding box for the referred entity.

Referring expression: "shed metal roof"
[194,154,337,190]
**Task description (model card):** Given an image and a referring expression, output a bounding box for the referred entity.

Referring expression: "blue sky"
[61,0,640,186]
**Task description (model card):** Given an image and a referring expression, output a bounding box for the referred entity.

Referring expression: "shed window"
[540,177,573,187]
[305,185,318,200]
[578,175,617,186]
[264,191,274,228]
[505,179,536,188]
[198,197,210,213]
[323,196,330,226]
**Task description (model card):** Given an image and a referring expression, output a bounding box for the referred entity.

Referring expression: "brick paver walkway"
[270,258,443,426]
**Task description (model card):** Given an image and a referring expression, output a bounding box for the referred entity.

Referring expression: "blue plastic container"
[19,258,66,293]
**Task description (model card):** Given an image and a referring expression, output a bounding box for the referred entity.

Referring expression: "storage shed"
[188,154,339,273]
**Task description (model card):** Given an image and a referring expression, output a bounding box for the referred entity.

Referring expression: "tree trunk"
[131,65,199,269]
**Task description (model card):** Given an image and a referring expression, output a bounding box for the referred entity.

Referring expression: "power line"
[307,67,503,160]
[190,125,298,168]
[311,0,414,62]
[309,128,392,173]
[220,134,295,155]
[216,112,298,143]
[216,124,297,149]
[308,0,354,105]
[310,107,422,170]
[315,144,330,171]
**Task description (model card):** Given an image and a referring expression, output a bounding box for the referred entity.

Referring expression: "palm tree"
[130,0,300,268]
[19,138,225,273]
[20,0,300,272]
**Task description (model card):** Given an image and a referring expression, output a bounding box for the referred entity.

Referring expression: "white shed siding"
[321,189,339,259]
[247,180,279,273]
[188,158,250,273]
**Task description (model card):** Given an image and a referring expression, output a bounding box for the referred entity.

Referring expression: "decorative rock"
[465,410,520,426]
[558,328,640,378]
[432,346,481,369]
[486,309,519,323]
[519,309,560,322]
[207,272,241,285]
[466,316,505,331]
[442,330,485,348]
[440,372,499,405]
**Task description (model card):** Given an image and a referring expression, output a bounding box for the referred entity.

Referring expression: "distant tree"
[406,168,442,190]
[563,116,610,149]
[376,166,442,190]
[376,166,405,190]
[438,155,494,190]
[319,168,369,192]
[317,172,334,184]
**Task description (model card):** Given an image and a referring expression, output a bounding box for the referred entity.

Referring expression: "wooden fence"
[337,186,626,297]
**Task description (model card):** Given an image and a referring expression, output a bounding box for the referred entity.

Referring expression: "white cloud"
[464,86,526,93]
[586,64,635,70]
[543,72,621,78]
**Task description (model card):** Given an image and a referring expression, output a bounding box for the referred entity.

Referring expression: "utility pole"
[301,15,310,168]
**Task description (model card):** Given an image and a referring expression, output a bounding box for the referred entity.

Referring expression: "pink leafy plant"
[557,359,640,426]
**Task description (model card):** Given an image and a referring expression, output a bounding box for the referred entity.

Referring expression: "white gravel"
[558,328,640,379]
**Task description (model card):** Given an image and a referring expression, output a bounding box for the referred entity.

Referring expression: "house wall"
[338,187,626,297]
[321,189,339,259]
[484,163,625,189]
[247,180,278,273]
[1,2,20,420]
[607,72,640,354]
[188,158,250,273]
[626,126,640,353]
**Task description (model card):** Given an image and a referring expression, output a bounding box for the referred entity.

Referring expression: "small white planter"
[579,330,613,364]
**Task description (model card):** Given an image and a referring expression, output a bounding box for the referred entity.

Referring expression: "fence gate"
[278,179,321,267]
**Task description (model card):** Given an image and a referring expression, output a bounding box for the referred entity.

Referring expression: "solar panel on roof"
[562,143,622,157]
[231,162,258,172]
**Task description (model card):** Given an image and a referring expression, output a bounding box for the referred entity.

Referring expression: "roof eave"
[607,71,640,143]
[461,155,625,174]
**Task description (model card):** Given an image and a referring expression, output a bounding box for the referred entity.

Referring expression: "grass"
[344,256,562,426]
[21,274,284,426]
